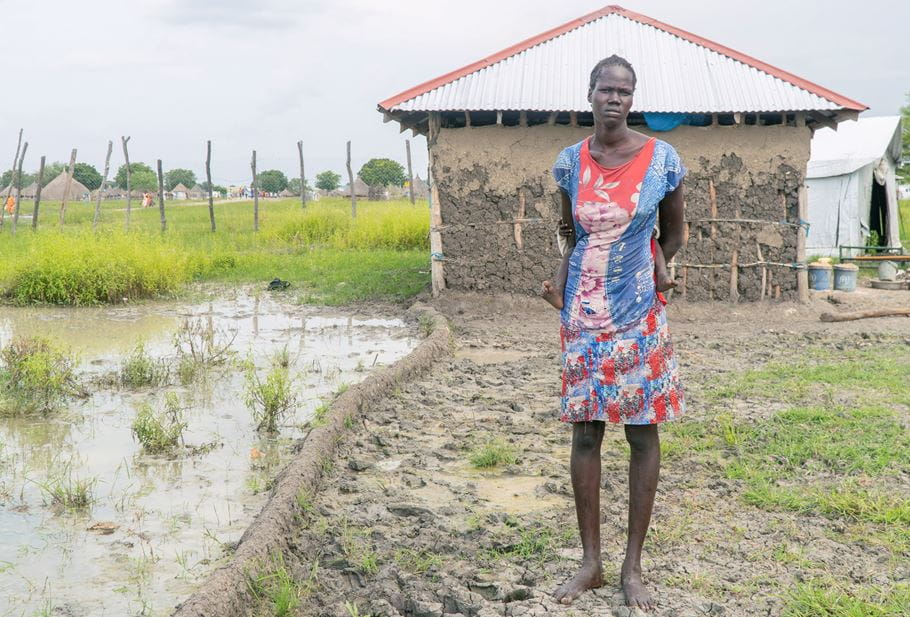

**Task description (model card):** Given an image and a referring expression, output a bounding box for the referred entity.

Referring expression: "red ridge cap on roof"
[378,4,867,113]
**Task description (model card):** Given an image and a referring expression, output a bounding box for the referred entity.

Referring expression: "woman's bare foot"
[621,564,655,610]
[554,561,603,604]
[655,272,677,293]
[541,280,564,310]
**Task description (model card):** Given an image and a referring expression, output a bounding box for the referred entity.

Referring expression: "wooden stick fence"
[93,140,112,230]
[59,148,77,225]
[2,128,23,228]
[206,140,216,232]
[156,159,167,232]
[297,140,306,209]
[122,136,132,231]
[11,141,28,234]
[346,140,356,218]
[32,155,45,230]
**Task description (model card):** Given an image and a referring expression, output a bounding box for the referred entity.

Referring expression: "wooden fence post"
[297,140,306,208]
[11,141,28,234]
[122,136,132,231]
[406,139,415,204]
[346,140,356,218]
[93,140,112,230]
[157,159,167,232]
[251,150,259,231]
[2,128,23,228]
[797,184,808,303]
[31,155,45,230]
[59,148,77,225]
[206,140,216,232]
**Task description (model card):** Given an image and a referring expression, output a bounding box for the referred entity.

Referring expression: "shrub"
[173,318,236,383]
[244,353,297,433]
[132,392,186,454]
[0,336,79,415]
[469,439,519,469]
[120,341,168,387]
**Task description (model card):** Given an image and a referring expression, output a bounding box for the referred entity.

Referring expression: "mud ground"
[268,286,910,617]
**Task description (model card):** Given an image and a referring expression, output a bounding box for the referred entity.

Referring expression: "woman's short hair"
[588,55,637,94]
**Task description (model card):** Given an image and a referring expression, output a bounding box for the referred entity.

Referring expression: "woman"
[544,55,686,610]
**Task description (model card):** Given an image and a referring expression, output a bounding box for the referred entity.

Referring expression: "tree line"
[2,157,409,195]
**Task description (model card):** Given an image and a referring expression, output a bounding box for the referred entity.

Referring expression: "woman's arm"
[657,183,685,262]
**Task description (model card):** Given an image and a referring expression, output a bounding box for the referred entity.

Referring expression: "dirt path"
[262,288,910,617]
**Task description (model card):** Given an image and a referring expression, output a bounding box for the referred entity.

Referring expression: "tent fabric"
[806,116,903,257]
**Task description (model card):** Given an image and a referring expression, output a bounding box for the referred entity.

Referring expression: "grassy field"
[0,197,430,305]
[900,198,909,247]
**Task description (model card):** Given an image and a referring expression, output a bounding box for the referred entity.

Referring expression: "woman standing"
[546,56,686,610]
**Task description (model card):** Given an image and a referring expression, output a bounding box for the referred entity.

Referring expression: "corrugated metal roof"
[380,5,866,114]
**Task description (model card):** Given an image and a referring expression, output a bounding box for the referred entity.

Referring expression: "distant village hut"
[188,185,207,200]
[378,5,866,300]
[171,183,189,200]
[19,182,38,199]
[40,172,90,201]
[806,116,903,256]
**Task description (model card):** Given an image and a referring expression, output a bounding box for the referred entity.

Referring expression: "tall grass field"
[900,198,909,248]
[0,197,430,305]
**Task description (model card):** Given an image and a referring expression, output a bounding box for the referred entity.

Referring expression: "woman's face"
[588,65,635,127]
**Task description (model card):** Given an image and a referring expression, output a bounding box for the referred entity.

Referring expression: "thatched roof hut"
[40,172,90,201]
[19,182,38,198]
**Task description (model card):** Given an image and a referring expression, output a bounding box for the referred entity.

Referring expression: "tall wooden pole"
[405,139,415,204]
[251,150,259,231]
[11,142,28,234]
[93,140,112,230]
[205,140,216,232]
[346,140,356,218]
[31,155,45,230]
[297,140,306,208]
[59,148,77,225]
[122,136,132,231]
[156,159,167,232]
[2,128,23,228]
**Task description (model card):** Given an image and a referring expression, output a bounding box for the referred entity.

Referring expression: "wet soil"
[276,286,910,617]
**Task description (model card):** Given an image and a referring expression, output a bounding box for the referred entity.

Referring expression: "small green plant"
[418,313,435,337]
[248,553,302,617]
[308,402,330,428]
[394,548,442,575]
[173,318,236,383]
[120,341,168,387]
[469,438,518,469]
[0,336,79,415]
[338,519,379,576]
[35,466,95,510]
[132,392,186,454]
[244,353,297,433]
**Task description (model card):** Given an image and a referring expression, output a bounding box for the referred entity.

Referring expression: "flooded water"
[0,291,416,616]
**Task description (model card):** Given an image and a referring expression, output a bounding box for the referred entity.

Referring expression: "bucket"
[878,261,898,281]
[833,263,858,292]
[807,263,833,290]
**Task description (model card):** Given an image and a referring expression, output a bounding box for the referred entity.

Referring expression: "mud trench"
[262,290,910,617]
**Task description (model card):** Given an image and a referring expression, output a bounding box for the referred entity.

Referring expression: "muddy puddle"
[0,292,416,616]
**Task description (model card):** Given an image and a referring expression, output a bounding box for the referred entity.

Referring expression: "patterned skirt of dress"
[560,300,684,425]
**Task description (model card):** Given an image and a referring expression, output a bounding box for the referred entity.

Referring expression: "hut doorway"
[869,180,888,247]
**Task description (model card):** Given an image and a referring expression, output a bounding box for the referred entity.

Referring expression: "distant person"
[4,195,15,215]
[542,55,686,610]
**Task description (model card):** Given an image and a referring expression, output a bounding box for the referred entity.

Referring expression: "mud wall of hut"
[429,123,810,301]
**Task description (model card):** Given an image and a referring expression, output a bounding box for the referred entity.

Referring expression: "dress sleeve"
[552,147,573,193]
[664,144,687,193]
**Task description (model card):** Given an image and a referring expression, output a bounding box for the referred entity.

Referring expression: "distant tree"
[39,161,66,186]
[257,169,289,193]
[358,158,406,188]
[200,181,228,196]
[114,162,156,190]
[315,170,341,191]
[1,169,35,189]
[72,162,103,191]
[165,168,197,191]
[899,92,910,184]
[287,177,312,195]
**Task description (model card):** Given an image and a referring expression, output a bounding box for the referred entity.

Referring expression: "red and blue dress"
[553,136,686,425]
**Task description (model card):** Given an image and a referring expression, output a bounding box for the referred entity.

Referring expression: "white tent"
[806,116,903,257]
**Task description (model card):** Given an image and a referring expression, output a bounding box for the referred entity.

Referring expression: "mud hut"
[188,185,207,199]
[806,116,903,257]
[40,172,90,201]
[378,5,866,301]
[171,183,189,200]
[19,182,38,199]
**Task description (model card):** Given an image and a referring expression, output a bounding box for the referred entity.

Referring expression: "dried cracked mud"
[259,287,910,617]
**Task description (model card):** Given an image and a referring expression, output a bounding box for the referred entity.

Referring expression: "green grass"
[244,352,297,433]
[131,392,187,454]
[0,198,430,305]
[783,581,910,617]
[899,198,909,247]
[0,336,79,415]
[469,438,519,469]
[120,341,168,387]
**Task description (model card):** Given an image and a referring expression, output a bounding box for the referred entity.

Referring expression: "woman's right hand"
[557,219,574,238]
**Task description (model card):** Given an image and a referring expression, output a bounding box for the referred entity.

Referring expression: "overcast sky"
[1,0,907,186]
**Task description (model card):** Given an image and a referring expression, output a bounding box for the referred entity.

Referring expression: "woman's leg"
[622,423,661,610]
[554,420,605,604]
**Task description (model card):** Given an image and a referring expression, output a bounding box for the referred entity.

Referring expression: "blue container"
[833,263,858,292]
[808,263,833,290]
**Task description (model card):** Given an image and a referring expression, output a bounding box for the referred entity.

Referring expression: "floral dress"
[553,136,686,425]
